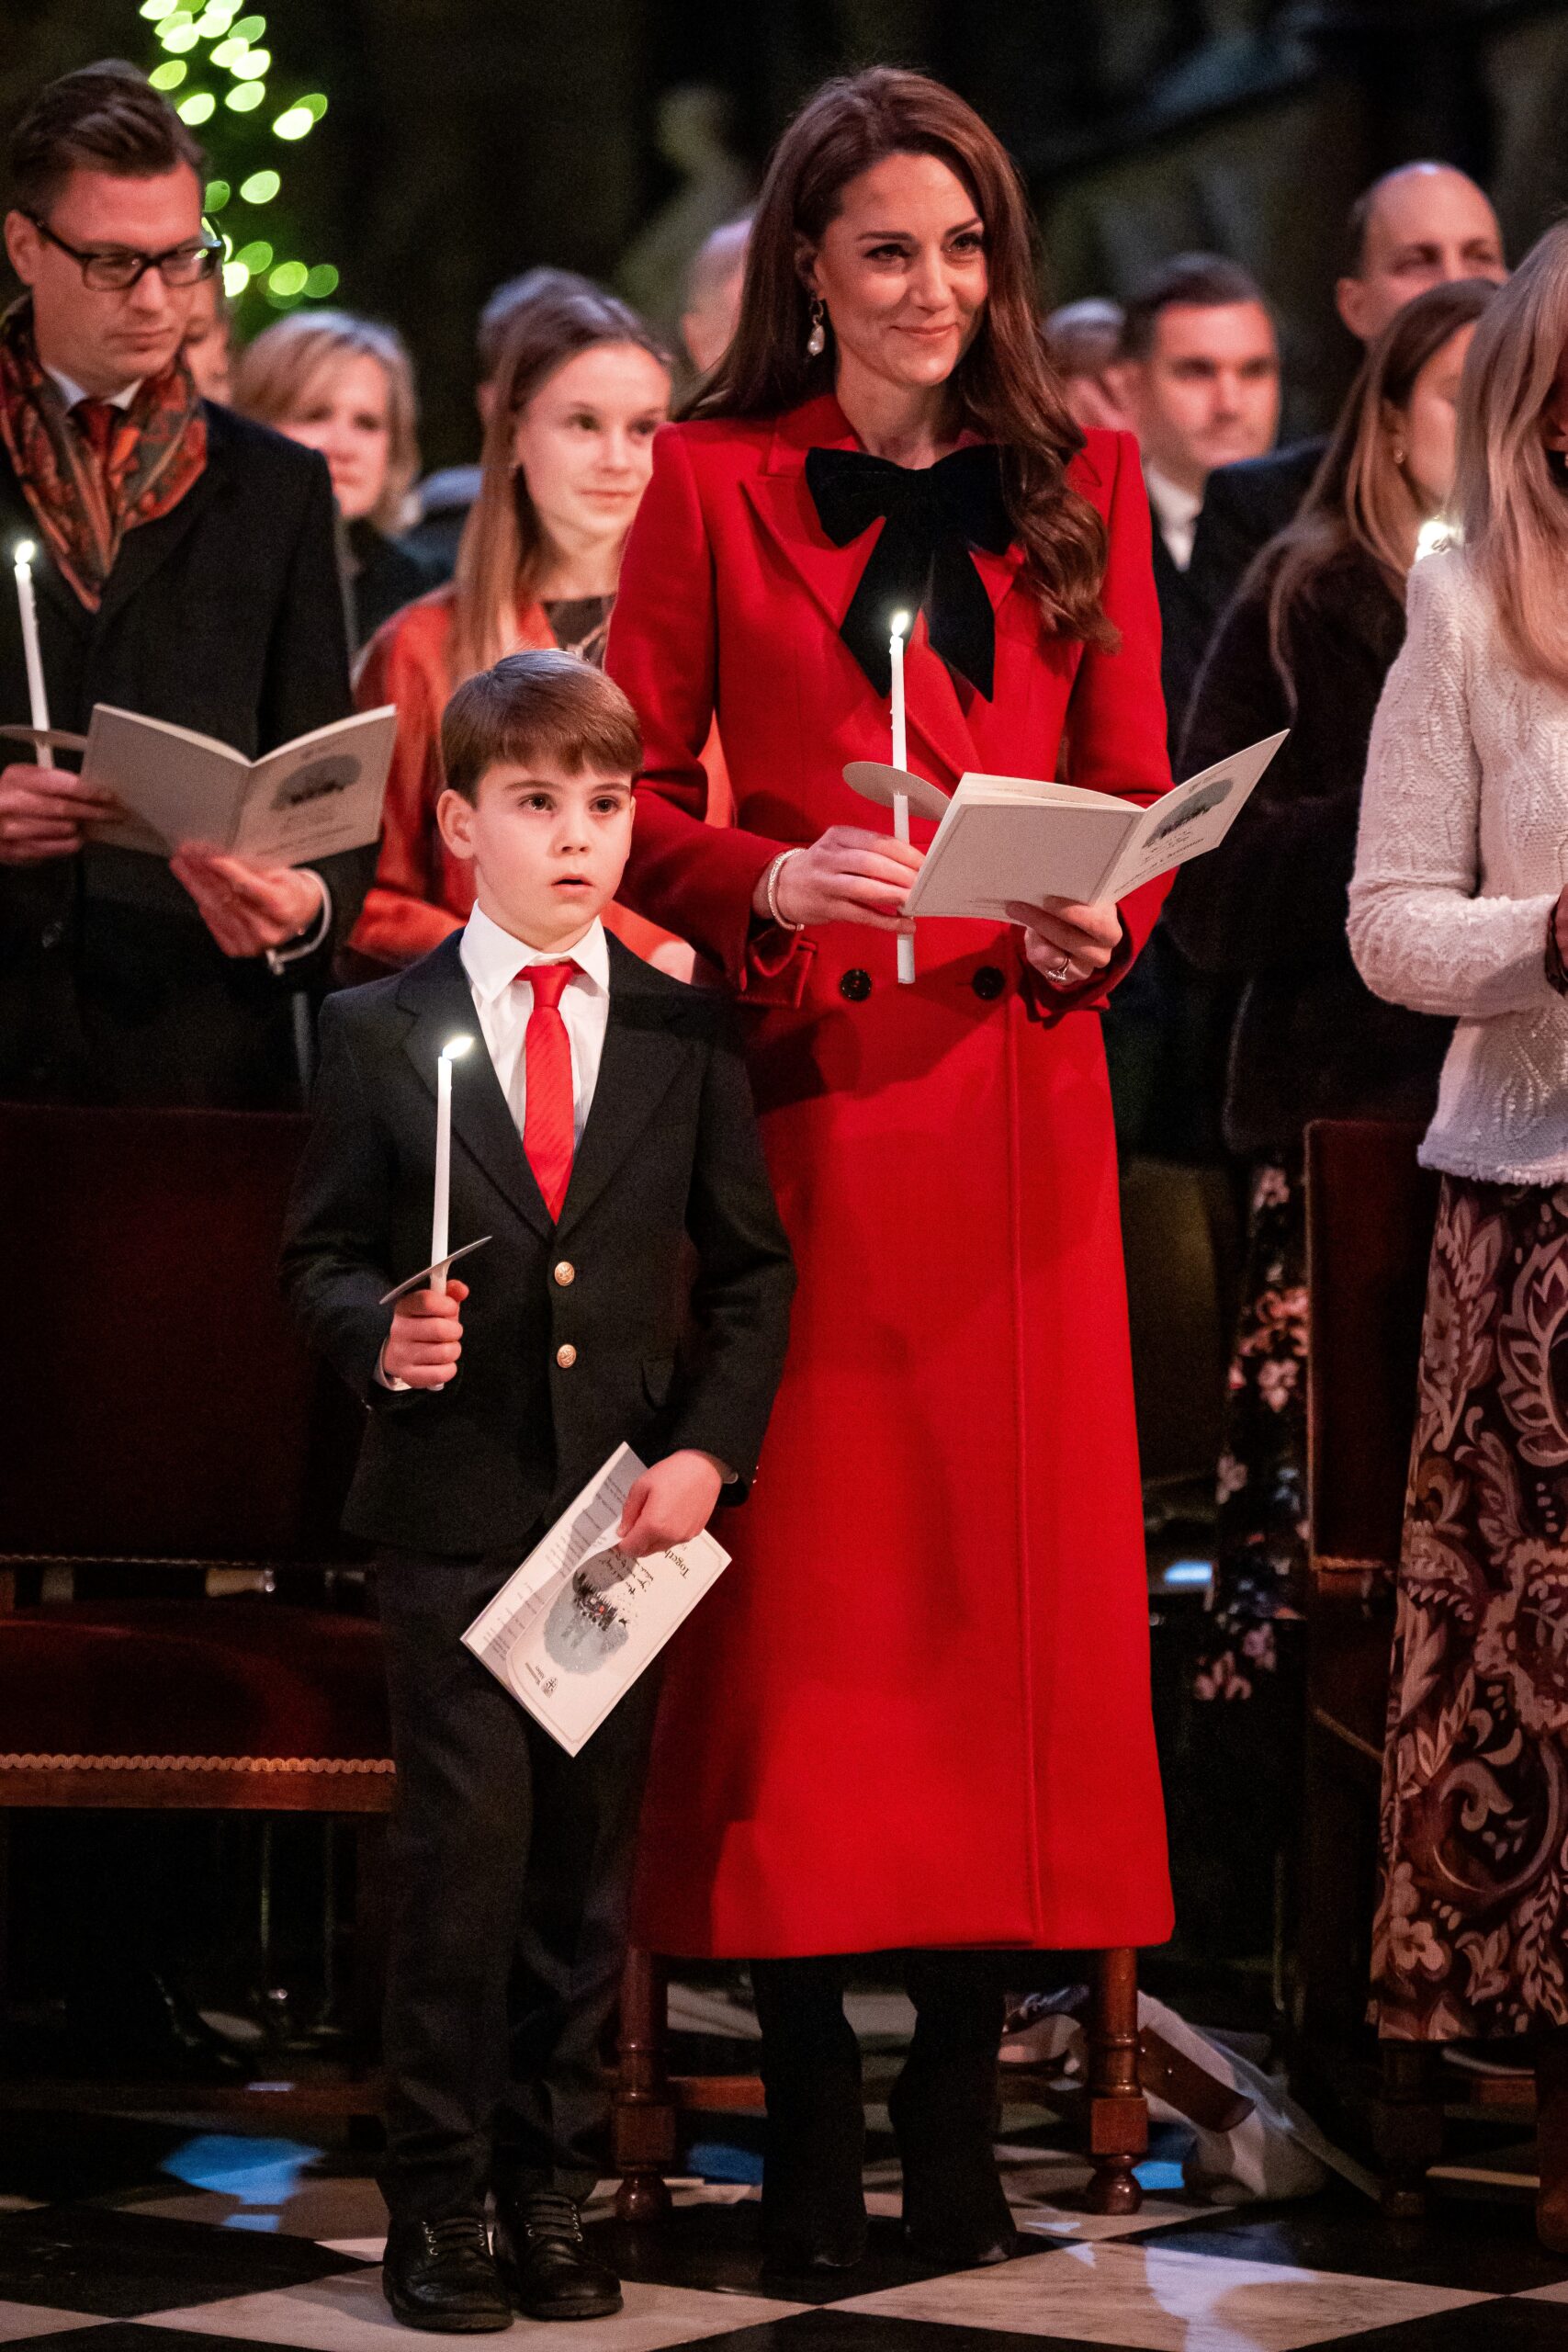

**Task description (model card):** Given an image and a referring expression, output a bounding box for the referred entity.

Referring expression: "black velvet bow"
[804,441,1012,700]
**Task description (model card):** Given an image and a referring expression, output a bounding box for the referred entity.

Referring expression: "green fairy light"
[225,82,265,112]
[140,0,178,17]
[234,238,273,271]
[177,90,215,122]
[160,19,199,51]
[272,105,312,140]
[148,59,186,87]
[222,260,251,296]
[210,35,246,64]
[239,169,280,203]
[232,12,266,36]
[303,263,339,299]
[204,177,231,210]
[268,259,308,298]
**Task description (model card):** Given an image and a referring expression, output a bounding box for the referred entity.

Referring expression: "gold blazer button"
[553,1261,576,1285]
[556,1343,578,1369]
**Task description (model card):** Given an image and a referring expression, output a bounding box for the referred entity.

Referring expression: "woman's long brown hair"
[449,282,671,684]
[691,67,1116,653]
[1262,276,1495,702]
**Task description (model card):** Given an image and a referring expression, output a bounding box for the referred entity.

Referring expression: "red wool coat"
[605,393,1176,1958]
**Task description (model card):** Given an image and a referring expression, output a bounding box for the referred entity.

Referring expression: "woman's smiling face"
[803,150,989,401]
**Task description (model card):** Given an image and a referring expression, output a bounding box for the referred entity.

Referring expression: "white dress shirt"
[42,366,140,412]
[460,900,612,1146]
[1144,462,1202,572]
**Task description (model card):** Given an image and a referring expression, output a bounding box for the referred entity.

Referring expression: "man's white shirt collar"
[460,901,611,1006]
[42,364,140,414]
[1144,461,1202,572]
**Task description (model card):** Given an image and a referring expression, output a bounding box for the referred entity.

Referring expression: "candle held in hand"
[13,541,50,765]
[431,1035,474,1295]
[890,613,914,987]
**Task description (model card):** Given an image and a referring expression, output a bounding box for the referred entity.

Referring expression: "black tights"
[749,1950,1004,2113]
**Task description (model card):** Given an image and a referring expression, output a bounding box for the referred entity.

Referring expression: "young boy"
[282,650,794,2330]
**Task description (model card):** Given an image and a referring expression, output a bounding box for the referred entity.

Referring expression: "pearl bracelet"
[764,847,807,931]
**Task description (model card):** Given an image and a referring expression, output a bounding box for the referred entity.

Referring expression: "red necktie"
[73,397,121,468]
[520,962,578,1219]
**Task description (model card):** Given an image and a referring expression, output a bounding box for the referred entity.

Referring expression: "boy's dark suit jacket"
[281,928,796,1557]
[0,403,372,1107]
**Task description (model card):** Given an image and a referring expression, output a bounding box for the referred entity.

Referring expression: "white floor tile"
[144,2269,806,2352]
[0,2304,106,2344]
[1017,2196,1213,2244]
[840,2238,1490,2351]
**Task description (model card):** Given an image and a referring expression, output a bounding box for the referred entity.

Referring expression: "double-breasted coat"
[605,392,1176,1958]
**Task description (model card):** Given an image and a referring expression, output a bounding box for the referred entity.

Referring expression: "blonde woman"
[348,279,719,971]
[232,310,434,648]
[1350,221,1568,2249]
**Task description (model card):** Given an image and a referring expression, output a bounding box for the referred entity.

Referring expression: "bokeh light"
[226,82,265,112]
[239,169,280,203]
[204,177,231,210]
[303,263,339,298]
[177,91,216,122]
[148,59,187,87]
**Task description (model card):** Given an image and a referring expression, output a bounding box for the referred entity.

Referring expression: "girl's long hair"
[1457,220,1568,691]
[449,282,671,684]
[231,309,420,535]
[1263,276,1495,699]
[692,66,1116,651]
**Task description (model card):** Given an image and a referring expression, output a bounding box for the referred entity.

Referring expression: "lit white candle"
[431,1035,473,1295]
[890,613,914,987]
[13,540,50,763]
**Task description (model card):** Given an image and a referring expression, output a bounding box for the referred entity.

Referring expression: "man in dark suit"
[283,650,794,2331]
[0,62,369,1106]
[1104,254,1279,1164]
[1187,161,1506,636]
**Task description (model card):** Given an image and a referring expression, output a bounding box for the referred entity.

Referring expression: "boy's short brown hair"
[10,62,207,216]
[441,650,642,803]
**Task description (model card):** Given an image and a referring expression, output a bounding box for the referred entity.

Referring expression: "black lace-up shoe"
[382,2214,513,2332]
[493,2189,623,2321]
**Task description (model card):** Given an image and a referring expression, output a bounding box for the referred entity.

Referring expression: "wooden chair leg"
[1085,1947,1147,2214]
[613,1948,677,2222]
[1375,2040,1442,2220]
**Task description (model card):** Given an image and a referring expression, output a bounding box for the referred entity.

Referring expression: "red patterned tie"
[520,962,578,1219]
[73,397,120,468]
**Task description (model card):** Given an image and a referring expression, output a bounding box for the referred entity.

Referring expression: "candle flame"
[441,1035,474,1061]
[13,539,36,568]
[890,610,910,639]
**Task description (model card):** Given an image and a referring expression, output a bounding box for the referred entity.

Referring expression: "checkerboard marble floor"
[2,2112,1566,2352]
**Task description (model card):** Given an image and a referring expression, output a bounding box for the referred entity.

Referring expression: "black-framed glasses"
[26,213,222,292]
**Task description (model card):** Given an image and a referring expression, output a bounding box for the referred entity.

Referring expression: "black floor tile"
[585,2200,1047,2307]
[1,2333,292,2352]
[0,2204,367,2319]
[1134,2187,1568,2295]
[646,2312,1133,2352]
[1313,2296,1568,2349]
[0,2117,196,2208]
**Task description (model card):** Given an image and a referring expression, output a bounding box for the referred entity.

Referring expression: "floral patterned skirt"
[1371,1176,1568,2041]
[1194,1152,1310,1707]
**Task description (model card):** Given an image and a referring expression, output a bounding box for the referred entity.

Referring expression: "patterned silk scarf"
[0,296,208,611]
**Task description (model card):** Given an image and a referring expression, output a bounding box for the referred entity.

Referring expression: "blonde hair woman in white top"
[1350,218,1568,2252]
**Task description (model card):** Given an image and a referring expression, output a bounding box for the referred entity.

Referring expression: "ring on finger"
[1045,954,1074,983]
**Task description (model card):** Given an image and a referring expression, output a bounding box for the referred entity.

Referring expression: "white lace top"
[1349,546,1568,1183]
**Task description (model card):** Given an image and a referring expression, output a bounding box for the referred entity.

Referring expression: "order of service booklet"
[462,1443,731,1757]
[73,704,398,865]
[900,729,1288,922]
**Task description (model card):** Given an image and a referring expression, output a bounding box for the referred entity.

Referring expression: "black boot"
[382,2216,512,2333]
[893,1955,1017,2267]
[752,1956,869,2277]
[493,2189,622,2321]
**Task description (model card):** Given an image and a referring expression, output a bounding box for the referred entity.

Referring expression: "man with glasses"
[0,60,367,1106]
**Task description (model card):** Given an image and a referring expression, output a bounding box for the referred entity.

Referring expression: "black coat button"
[39,921,65,950]
[839,967,872,1002]
[972,964,1006,1001]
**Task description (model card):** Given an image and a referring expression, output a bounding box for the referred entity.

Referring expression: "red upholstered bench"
[0,1104,393,2114]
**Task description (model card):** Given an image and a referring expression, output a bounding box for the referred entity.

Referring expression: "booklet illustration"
[462,1443,730,1757]
[899,730,1289,922]
[71,704,398,865]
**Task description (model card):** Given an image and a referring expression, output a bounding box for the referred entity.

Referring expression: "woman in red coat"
[605,67,1174,2274]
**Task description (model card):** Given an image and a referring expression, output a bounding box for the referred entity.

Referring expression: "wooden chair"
[1299,1117,1504,2211]
[0,1103,392,2118]
[612,1948,1157,2222]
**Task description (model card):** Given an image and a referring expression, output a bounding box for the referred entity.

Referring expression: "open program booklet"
[901,729,1288,922]
[51,704,399,865]
[462,1444,731,1757]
